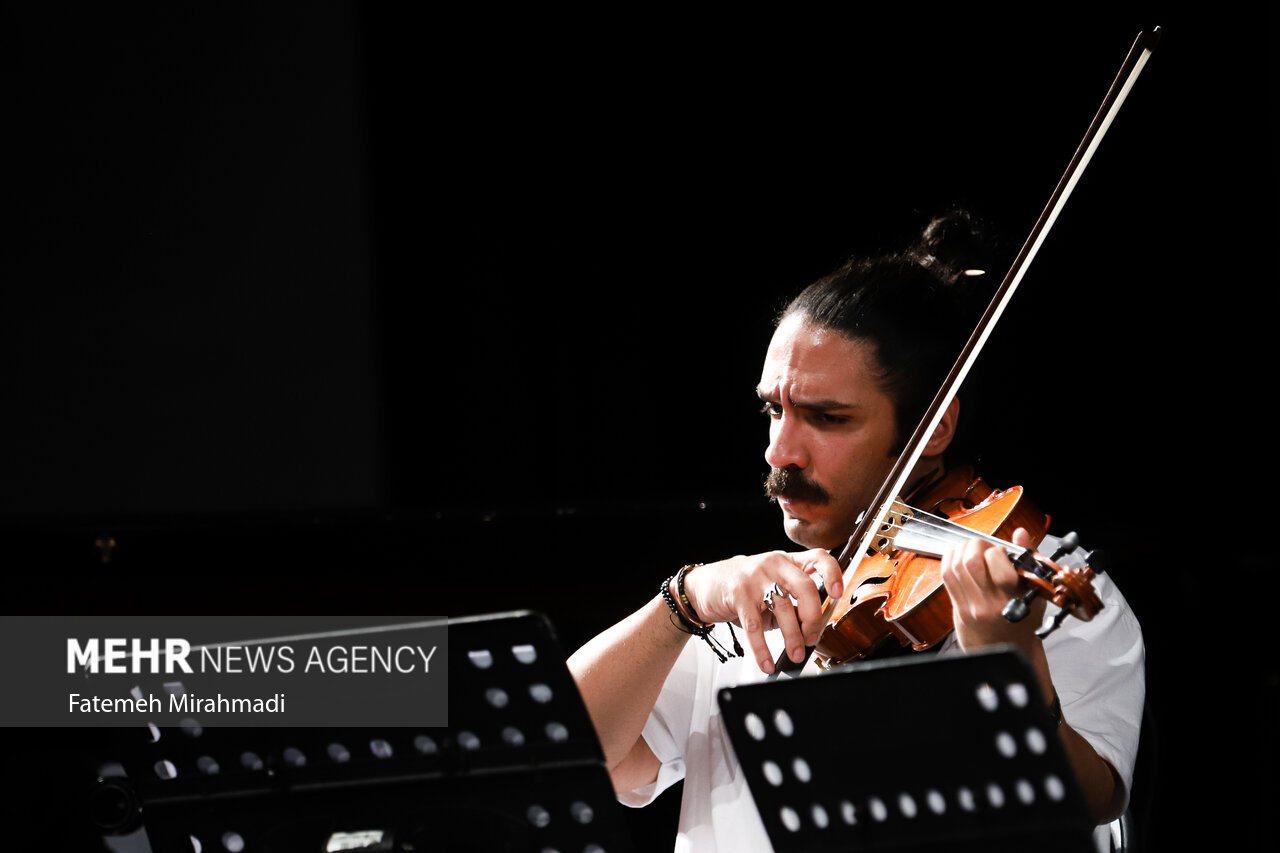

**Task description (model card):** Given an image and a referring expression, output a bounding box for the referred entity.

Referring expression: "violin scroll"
[1001,532,1104,640]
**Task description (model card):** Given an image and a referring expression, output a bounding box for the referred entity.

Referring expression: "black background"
[5,3,1275,850]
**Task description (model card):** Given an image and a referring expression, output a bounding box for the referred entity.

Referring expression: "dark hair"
[779,210,1002,451]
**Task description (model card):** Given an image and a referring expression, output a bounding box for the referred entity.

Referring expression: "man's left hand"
[940,527,1045,653]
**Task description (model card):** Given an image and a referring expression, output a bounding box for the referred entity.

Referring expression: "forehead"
[759,314,882,400]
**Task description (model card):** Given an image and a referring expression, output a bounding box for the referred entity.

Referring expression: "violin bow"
[776,27,1161,678]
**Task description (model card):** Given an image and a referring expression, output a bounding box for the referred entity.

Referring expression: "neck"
[903,455,947,502]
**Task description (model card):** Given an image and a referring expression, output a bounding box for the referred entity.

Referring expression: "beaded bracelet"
[660,565,742,662]
[675,564,708,626]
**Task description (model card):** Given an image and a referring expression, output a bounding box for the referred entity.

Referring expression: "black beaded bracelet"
[659,570,741,663]
[660,573,706,633]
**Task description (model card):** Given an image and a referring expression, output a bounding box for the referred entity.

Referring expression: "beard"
[764,465,831,505]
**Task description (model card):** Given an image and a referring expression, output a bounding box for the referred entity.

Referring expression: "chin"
[782,517,838,550]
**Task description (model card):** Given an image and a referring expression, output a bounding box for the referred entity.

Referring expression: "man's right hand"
[682,549,843,673]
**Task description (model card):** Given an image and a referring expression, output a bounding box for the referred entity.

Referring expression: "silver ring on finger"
[763,582,784,612]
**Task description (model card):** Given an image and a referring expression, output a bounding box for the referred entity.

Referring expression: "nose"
[764,412,808,470]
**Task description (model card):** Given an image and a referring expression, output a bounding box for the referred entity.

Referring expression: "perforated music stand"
[96,611,632,853]
[719,646,1094,853]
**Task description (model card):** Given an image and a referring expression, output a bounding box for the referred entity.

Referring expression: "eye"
[760,402,782,417]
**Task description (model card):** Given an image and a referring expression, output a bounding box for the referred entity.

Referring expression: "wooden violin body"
[813,467,1100,667]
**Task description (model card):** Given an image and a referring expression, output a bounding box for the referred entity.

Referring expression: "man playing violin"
[567,213,1145,852]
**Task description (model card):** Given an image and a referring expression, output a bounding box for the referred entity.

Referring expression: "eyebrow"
[755,387,860,412]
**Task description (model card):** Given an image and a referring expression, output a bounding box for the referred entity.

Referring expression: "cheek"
[834,441,887,481]
[836,449,895,507]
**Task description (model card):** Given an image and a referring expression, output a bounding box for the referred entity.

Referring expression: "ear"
[922,397,960,457]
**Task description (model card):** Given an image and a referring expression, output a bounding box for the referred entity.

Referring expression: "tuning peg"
[1002,588,1037,623]
[1036,608,1071,639]
[1048,531,1080,562]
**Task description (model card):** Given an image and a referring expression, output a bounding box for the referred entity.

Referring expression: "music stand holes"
[529,683,553,704]
[154,760,177,780]
[868,797,888,822]
[926,789,946,815]
[773,709,795,737]
[744,712,766,741]
[370,739,393,759]
[196,756,220,775]
[1005,682,1030,708]
[840,800,857,825]
[584,846,606,853]
[762,760,784,787]
[181,718,203,738]
[147,723,162,744]
[326,743,350,763]
[512,644,537,665]
[898,793,917,818]
[283,747,306,767]
[189,835,202,853]
[526,804,551,828]
[502,726,525,747]
[545,722,569,743]
[1016,778,1036,805]
[458,731,481,750]
[570,800,594,824]
[240,752,264,771]
[221,832,245,852]
[413,735,438,755]
[986,783,1005,808]
[995,730,1017,758]
[1024,727,1048,754]
[791,757,812,783]
[780,806,801,832]
[468,650,494,670]
[486,687,510,709]
[811,803,830,829]
[956,786,977,812]
[1044,774,1066,801]
[975,683,999,712]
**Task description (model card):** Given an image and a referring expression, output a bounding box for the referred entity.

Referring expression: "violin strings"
[880,523,978,557]
[894,518,1008,551]
[910,511,1012,549]
[880,506,1017,557]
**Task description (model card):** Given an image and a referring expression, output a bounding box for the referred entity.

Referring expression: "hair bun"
[907,209,1004,286]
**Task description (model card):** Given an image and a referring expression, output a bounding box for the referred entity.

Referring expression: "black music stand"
[92,611,631,853]
[719,646,1095,853]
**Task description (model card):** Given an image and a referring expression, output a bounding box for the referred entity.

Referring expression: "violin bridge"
[870,500,914,556]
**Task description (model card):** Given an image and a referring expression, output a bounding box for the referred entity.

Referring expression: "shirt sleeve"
[1041,572,1146,812]
[616,638,701,808]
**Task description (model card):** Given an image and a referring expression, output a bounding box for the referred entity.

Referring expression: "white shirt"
[620,570,1145,853]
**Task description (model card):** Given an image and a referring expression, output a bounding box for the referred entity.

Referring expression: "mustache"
[764,466,831,505]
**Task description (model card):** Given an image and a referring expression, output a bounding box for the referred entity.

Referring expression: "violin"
[812,466,1103,667]
[786,28,1159,674]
